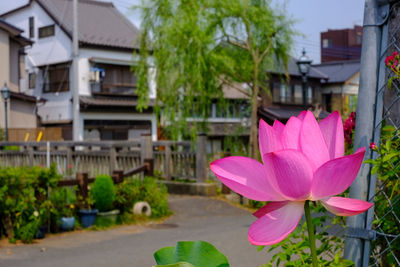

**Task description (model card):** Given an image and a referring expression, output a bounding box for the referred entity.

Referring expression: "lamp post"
[1,83,11,141]
[296,49,312,110]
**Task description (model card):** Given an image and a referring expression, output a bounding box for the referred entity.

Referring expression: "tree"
[136,0,294,159]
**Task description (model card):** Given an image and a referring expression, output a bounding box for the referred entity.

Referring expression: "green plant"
[259,205,354,266]
[91,175,116,212]
[0,165,61,243]
[50,187,77,217]
[364,124,400,265]
[114,177,171,218]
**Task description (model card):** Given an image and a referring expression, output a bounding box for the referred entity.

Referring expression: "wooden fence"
[0,133,208,182]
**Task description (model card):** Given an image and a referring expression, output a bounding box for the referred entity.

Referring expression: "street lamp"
[1,83,11,141]
[296,48,312,110]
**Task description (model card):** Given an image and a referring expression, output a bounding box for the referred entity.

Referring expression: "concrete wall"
[10,98,36,128]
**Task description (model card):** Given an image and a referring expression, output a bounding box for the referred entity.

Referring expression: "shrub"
[91,175,115,212]
[114,177,171,218]
[0,164,61,243]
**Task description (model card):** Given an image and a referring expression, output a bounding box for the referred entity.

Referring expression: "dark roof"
[258,106,330,124]
[10,91,45,103]
[0,18,32,46]
[312,60,360,84]
[80,95,154,108]
[2,0,139,50]
[269,57,329,80]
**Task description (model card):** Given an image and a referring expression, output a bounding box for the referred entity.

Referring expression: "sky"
[0,0,365,63]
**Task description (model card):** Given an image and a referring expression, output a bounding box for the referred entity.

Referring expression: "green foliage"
[0,164,61,243]
[364,124,400,265]
[153,240,229,267]
[91,175,116,212]
[114,177,171,218]
[136,0,294,143]
[49,187,77,217]
[259,205,354,266]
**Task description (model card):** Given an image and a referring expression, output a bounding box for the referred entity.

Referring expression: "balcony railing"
[91,82,136,96]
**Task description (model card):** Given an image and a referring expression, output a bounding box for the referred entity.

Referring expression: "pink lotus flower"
[210,111,373,246]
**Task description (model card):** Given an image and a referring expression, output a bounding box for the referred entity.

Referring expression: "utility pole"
[72,0,80,140]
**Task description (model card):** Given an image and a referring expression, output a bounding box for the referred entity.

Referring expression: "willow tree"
[136,0,294,159]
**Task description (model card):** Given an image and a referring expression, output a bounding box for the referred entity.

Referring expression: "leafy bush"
[91,175,115,212]
[0,164,61,243]
[114,177,171,218]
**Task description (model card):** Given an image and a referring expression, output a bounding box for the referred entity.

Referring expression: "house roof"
[0,18,32,46]
[268,57,329,80]
[2,0,139,50]
[312,60,360,84]
[258,106,330,123]
[10,91,46,103]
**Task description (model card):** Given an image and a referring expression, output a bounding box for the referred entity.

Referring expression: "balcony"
[91,82,136,96]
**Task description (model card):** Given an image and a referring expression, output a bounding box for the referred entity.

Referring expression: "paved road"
[0,195,272,267]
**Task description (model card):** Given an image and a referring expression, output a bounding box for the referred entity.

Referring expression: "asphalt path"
[0,195,272,267]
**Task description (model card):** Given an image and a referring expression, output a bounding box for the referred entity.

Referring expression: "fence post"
[343,1,389,265]
[196,132,207,183]
[141,133,153,164]
[66,146,73,176]
[144,158,154,177]
[46,141,50,168]
[112,170,124,184]
[109,146,117,175]
[28,146,34,166]
[165,143,172,180]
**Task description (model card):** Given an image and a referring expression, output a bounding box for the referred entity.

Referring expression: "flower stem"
[305,200,318,267]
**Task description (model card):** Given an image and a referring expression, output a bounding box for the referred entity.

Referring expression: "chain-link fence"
[367,2,400,266]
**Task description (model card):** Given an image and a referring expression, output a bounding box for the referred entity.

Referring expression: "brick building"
[321,25,363,63]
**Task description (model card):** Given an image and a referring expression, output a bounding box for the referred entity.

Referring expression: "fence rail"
[0,133,208,182]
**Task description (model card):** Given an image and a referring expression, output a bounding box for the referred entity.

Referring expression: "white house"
[1,0,157,141]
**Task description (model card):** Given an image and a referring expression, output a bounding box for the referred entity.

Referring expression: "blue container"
[60,217,75,231]
[79,209,98,228]
[35,226,46,239]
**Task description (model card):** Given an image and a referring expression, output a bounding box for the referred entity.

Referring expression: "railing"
[0,133,208,182]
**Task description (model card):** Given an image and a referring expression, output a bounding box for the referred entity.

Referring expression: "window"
[94,64,137,94]
[322,39,332,48]
[294,85,302,104]
[356,32,362,45]
[42,63,70,93]
[29,73,36,89]
[307,86,313,104]
[29,17,34,38]
[38,25,55,38]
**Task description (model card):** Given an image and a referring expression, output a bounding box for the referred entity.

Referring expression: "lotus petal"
[319,111,345,159]
[311,148,365,200]
[281,117,302,150]
[321,197,373,216]
[273,120,285,136]
[259,119,282,156]
[248,201,304,245]
[297,110,307,121]
[262,150,313,200]
[210,156,283,201]
[253,201,289,218]
[300,111,330,170]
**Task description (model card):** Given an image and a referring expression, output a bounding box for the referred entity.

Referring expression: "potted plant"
[59,204,76,231]
[91,175,119,226]
[78,193,98,228]
[50,187,77,231]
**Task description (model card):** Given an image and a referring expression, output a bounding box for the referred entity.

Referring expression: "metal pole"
[72,0,80,141]
[362,7,389,266]
[344,0,384,265]
[4,99,8,141]
[302,75,307,110]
